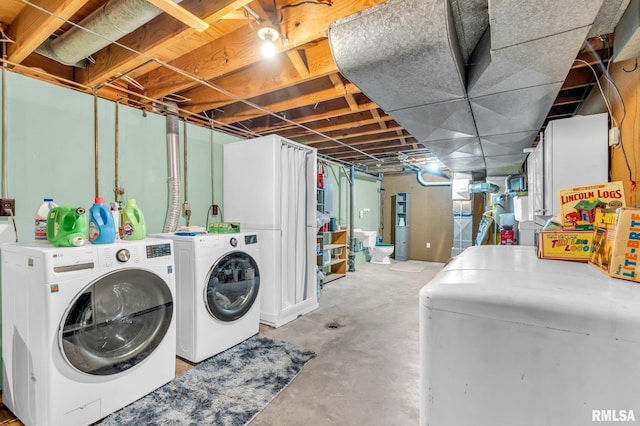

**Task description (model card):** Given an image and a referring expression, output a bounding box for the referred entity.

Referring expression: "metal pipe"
[2,32,7,198]
[114,98,120,203]
[183,118,190,226]
[210,125,215,215]
[163,103,181,232]
[348,164,356,272]
[94,92,99,198]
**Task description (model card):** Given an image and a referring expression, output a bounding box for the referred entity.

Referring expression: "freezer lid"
[421,247,640,343]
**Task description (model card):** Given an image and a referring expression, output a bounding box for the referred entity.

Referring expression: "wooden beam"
[248,100,378,134]
[145,0,210,32]
[329,73,358,111]
[296,123,404,144]
[287,49,310,78]
[561,67,595,90]
[7,0,89,64]
[78,0,253,87]
[275,113,395,138]
[136,0,387,100]
[212,80,361,124]
[304,129,410,149]
[182,39,336,113]
[369,108,387,130]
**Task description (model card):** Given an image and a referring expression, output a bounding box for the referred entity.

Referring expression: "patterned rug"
[98,336,316,426]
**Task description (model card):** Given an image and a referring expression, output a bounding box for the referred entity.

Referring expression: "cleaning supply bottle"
[46,206,87,247]
[122,198,146,240]
[35,198,57,242]
[89,197,117,244]
[110,202,121,240]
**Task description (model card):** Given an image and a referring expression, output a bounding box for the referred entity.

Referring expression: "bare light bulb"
[258,26,279,58]
[261,38,277,58]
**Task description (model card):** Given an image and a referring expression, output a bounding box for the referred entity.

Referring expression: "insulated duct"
[416,170,452,187]
[328,0,608,176]
[163,103,181,233]
[36,0,181,67]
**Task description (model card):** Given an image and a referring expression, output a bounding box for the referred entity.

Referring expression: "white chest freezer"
[420,246,640,425]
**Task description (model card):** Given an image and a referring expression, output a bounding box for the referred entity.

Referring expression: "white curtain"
[280,143,309,308]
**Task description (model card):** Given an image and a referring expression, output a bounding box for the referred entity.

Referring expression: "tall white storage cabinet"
[223,135,318,328]
[420,245,640,426]
[529,113,608,221]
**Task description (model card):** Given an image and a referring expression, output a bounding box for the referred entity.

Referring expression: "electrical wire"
[19,0,382,162]
[280,0,332,12]
[5,208,17,242]
[574,55,634,194]
[574,58,618,127]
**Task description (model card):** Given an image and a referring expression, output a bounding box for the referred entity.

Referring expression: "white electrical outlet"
[426,242,431,249]
[609,127,621,147]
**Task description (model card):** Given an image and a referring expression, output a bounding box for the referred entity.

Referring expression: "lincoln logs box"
[537,230,594,261]
[558,181,625,230]
[589,207,640,283]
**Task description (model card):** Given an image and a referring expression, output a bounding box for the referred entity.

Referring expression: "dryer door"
[205,251,260,322]
[60,269,173,376]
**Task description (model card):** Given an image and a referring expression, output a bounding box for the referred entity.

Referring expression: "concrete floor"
[251,259,444,426]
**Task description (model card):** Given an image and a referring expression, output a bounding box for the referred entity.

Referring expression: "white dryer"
[1,239,176,426]
[151,232,261,363]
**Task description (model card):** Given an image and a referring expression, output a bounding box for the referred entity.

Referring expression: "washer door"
[60,269,173,376]
[206,251,260,322]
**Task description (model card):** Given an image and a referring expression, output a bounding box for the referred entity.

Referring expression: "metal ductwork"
[163,102,181,233]
[329,0,628,176]
[36,0,181,67]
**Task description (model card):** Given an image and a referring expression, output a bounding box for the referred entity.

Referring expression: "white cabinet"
[528,113,608,221]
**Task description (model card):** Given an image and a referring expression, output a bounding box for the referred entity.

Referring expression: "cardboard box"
[589,207,640,283]
[558,181,625,230]
[537,230,593,261]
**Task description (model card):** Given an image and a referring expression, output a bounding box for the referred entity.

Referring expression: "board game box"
[537,230,593,261]
[589,207,640,283]
[558,181,625,230]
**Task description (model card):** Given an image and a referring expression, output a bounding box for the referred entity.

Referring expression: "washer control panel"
[146,243,172,258]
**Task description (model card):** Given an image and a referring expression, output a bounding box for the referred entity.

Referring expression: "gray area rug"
[98,336,316,426]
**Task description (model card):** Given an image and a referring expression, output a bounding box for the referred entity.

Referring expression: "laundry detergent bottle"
[46,206,88,247]
[35,198,57,242]
[122,198,146,240]
[89,197,117,244]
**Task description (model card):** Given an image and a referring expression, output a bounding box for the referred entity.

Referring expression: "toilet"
[369,243,395,265]
[352,229,395,265]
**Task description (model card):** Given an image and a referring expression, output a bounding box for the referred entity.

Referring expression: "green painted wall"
[322,163,381,263]
[1,71,240,241]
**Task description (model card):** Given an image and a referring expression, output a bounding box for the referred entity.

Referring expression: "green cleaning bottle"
[122,198,146,240]
[46,206,88,247]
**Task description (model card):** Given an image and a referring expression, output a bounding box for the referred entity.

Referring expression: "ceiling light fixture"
[258,26,280,58]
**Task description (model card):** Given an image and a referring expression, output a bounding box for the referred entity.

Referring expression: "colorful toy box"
[558,181,625,230]
[536,230,594,261]
[589,207,640,283]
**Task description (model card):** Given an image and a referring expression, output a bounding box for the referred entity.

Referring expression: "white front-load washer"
[151,232,261,363]
[1,238,176,426]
